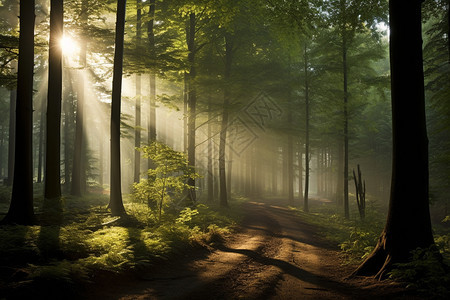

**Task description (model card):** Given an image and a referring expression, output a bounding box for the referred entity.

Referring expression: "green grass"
[0,193,244,298]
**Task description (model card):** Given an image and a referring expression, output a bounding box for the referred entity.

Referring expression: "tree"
[45,0,63,200]
[109,0,127,216]
[219,33,233,207]
[134,0,142,183]
[324,0,387,218]
[354,0,435,278]
[1,0,36,225]
[71,0,88,196]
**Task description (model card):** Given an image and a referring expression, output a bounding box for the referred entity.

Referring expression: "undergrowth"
[0,194,243,298]
[290,198,450,298]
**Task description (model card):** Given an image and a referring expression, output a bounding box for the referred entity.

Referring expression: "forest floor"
[85,199,419,300]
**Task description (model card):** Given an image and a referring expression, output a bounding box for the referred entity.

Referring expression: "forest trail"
[87,200,415,299]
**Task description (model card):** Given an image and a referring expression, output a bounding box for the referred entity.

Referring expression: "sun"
[60,36,78,55]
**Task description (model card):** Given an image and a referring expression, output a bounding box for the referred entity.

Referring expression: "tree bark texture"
[147,0,156,170]
[134,0,142,183]
[109,0,127,216]
[186,13,197,204]
[2,0,35,225]
[219,34,233,207]
[304,45,310,213]
[354,0,435,278]
[44,0,63,200]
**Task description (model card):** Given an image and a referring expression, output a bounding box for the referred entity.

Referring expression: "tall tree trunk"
[147,0,156,168]
[219,34,233,207]
[71,1,88,196]
[304,45,310,213]
[44,0,63,200]
[298,145,303,202]
[227,142,233,198]
[6,88,16,186]
[207,98,214,202]
[354,0,435,278]
[288,112,294,205]
[37,97,45,183]
[186,13,197,204]
[183,73,188,152]
[71,74,83,196]
[342,33,350,219]
[134,0,142,183]
[108,0,127,216]
[336,140,344,205]
[2,0,35,225]
[64,84,72,193]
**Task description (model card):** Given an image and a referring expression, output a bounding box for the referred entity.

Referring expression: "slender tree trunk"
[134,0,142,183]
[272,143,277,195]
[6,89,16,186]
[71,1,88,196]
[44,0,63,200]
[207,98,214,202]
[2,0,35,225]
[99,134,104,187]
[147,0,156,168]
[354,0,435,278]
[343,33,350,219]
[64,84,72,193]
[227,142,233,198]
[298,146,303,202]
[183,73,188,152]
[336,140,344,205]
[219,34,233,207]
[186,13,197,204]
[108,0,127,216]
[288,112,294,205]
[37,97,45,183]
[304,45,310,213]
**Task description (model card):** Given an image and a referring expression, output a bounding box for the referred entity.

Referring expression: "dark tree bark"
[207,97,214,202]
[37,97,45,183]
[63,84,72,193]
[304,45,310,213]
[6,88,16,186]
[147,0,156,169]
[342,33,350,219]
[287,112,294,205]
[71,0,88,196]
[354,0,435,278]
[108,0,127,216]
[44,0,63,200]
[134,0,142,183]
[186,12,197,204]
[298,145,303,202]
[219,34,233,208]
[2,0,35,225]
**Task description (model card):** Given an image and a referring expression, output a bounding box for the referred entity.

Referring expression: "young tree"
[109,0,127,216]
[354,0,435,278]
[134,0,142,183]
[1,0,36,225]
[45,0,63,200]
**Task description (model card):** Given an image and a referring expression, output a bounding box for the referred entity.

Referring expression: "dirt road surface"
[87,200,416,299]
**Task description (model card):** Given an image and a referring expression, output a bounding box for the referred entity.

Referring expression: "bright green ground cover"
[0,193,244,298]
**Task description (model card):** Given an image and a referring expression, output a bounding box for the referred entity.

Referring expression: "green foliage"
[132,142,200,221]
[290,200,384,262]
[0,194,241,297]
[389,247,450,298]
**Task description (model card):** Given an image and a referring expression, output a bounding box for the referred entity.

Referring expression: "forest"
[0,0,449,299]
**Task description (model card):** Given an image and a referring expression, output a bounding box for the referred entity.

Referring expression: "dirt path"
[87,200,416,299]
